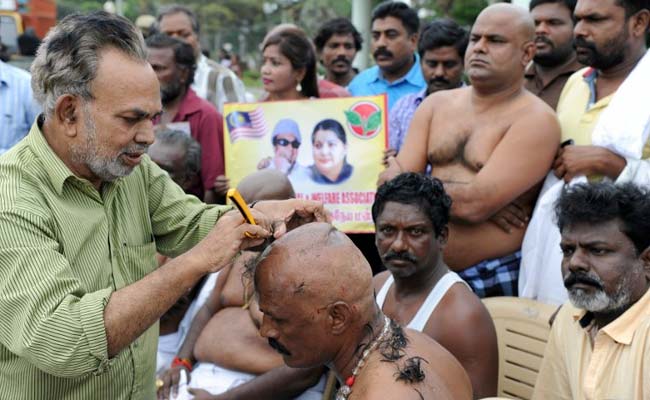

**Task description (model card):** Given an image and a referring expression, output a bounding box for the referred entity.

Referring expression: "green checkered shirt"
[0,121,228,399]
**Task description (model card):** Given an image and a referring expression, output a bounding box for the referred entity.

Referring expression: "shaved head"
[237,170,295,202]
[253,222,376,368]
[477,3,535,43]
[255,222,373,307]
[466,3,536,89]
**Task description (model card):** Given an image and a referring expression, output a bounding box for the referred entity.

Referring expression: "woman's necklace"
[335,315,392,400]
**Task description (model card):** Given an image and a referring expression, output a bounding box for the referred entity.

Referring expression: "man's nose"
[259,315,277,339]
[536,22,550,36]
[374,34,387,48]
[136,121,155,146]
[472,37,488,53]
[434,64,445,77]
[574,20,587,39]
[567,248,590,274]
[390,231,408,253]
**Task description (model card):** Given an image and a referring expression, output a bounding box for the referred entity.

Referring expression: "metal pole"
[116,0,123,16]
[351,0,371,71]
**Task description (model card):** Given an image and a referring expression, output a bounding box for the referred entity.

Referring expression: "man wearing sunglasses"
[258,118,305,176]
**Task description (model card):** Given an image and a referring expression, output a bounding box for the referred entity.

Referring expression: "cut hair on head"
[313,17,363,52]
[31,11,147,118]
[157,4,200,34]
[371,1,420,35]
[153,128,201,176]
[615,0,650,19]
[555,182,650,254]
[529,0,577,13]
[145,33,197,86]
[372,173,452,237]
[418,18,469,59]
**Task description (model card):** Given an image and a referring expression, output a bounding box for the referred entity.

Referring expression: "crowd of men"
[0,0,649,399]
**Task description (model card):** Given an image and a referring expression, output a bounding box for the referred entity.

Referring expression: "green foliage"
[449,0,488,25]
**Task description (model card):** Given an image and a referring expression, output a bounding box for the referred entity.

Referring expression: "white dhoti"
[173,363,326,400]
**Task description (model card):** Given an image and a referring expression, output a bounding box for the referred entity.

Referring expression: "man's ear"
[640,246,650,280]
[631,9,650,38]
[409,32,419,49]
[54,94,83,138]
[522,40,536,67]
[437,226,449,246]
[329,301,353,335]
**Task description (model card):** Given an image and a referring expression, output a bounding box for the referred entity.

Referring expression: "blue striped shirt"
[0,61,40,155]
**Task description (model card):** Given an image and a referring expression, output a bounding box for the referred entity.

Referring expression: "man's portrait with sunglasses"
[257,118,305,175]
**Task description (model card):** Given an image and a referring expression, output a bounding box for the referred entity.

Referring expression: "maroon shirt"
[155,88,223,199]
[524,56,583,110]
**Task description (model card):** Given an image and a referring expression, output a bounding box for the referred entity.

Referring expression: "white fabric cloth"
[156,272,220,375]
[171,363,326,400]
[519,50,650,305]
[192,55,246,113]
[376,271,469,331]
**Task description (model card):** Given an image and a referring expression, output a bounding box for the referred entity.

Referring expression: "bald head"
[237,170,295,202]
[466,3,536,88]
[476,3,535,43]
[254,222,373,307]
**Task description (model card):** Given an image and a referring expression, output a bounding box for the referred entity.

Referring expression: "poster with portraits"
[223,95,387,233]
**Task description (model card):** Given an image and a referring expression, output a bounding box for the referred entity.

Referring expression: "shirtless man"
[157,170,323,400]
[380,3,560,297]
[254,222,473,400]
[372,173,498,398]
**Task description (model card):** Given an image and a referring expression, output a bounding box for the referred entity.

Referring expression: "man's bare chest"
[427,115,511,172]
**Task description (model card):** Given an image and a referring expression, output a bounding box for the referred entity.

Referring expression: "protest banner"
[223,95,387,233]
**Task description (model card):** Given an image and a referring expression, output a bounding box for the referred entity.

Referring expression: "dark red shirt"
[156,88,223,199]
[318,79,350,98]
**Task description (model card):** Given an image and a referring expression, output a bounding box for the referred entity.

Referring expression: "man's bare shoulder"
[434,283,492,328]
[419,86,471,111]
[353,327,472,399]
[428,283,496,350]
[372,270,391,294]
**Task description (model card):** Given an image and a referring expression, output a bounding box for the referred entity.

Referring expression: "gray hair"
[157,5,200,34]
[154,128,201,176]
[31,11,147,118]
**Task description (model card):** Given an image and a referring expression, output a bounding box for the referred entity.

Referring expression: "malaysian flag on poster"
[225,108,268,143]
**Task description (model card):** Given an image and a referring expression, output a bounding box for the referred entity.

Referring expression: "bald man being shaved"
[254,222,472,400]
[380,4,561,297]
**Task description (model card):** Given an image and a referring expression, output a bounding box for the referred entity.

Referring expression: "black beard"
[161,81,184,105]
[574,29,628,70]
[534,42,575,67]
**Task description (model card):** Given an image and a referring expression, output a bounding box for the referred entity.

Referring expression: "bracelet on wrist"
[171,356,193,372]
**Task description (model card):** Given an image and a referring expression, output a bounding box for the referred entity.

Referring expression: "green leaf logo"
[344,110,363,127]
[365,110,382,133]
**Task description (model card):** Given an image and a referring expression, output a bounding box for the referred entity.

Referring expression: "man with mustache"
[552,0,649,184]
[379,4,561,297]
[533,182,650,399]
[253,222,473,400]
[347,1,426,111]
[372,173,498,399]
[387,19,468,161]
[146,33,227,203]
[0,12,328,399]
[525,0,583,109]
[314,18,362,88]
[518,0,650,304]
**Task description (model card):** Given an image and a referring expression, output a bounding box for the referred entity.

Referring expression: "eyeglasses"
[274,138,301,149]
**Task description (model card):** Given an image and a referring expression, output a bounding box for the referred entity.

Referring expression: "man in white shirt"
[157,5,247,112]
